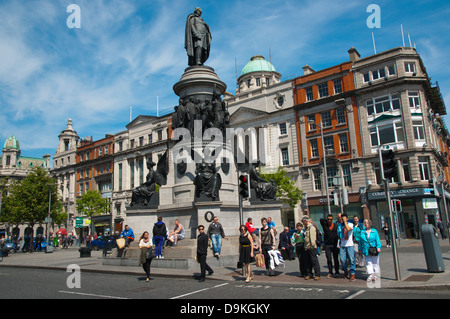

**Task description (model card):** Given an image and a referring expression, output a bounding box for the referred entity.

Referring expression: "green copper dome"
[240,55,276,76]
[3,136,20,150]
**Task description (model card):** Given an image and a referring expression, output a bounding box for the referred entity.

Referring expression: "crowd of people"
[235,213,383,284]
[134,213,384,284]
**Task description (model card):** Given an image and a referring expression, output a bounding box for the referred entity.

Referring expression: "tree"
[260,167,303,208]
[76,190,109,235]
[5,167,61,251]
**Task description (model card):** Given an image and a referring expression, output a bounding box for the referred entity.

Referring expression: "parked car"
[3,239,15,252]
[89,236,117,251]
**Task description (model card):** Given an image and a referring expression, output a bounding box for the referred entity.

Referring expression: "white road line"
[170,282,229,300]
[59,290,129,299]
[345,289,366,299]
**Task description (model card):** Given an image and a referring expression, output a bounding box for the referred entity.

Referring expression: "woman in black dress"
[239,225,254,283]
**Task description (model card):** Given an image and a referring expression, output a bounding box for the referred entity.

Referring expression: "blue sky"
[1,0,450,161]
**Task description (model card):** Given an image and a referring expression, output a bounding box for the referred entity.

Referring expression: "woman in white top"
[139,231,153,282]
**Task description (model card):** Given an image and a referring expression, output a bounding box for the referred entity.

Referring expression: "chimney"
[302,64,315,75]
[348,47,361,62]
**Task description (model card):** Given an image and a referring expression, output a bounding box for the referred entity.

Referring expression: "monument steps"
[102,236,244,270]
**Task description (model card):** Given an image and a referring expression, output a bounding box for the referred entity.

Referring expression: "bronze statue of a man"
[185,7,211,66]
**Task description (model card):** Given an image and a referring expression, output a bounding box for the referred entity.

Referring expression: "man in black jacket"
[320,214,340,278]
[197,225,213,282]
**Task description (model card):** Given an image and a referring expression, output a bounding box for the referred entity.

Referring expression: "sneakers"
[350,274,356,282]
[367,274,373,282]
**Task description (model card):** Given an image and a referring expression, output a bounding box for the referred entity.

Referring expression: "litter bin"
[79,247,92,258]
[421,224,445,273]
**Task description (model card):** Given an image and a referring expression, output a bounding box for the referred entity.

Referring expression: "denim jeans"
[211,234,222,255]
[154,236,164,257]
[340,245,356,274]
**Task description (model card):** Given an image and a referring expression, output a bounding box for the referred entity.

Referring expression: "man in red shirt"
[245,218,259,251]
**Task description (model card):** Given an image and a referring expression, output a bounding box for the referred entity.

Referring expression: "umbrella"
[57,228,67,235]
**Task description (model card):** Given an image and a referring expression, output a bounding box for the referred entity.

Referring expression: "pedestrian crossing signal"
[239,174,250,199]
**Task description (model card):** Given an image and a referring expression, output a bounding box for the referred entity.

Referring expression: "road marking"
[59,290,129,299]
[170,282,229,300]
[345,290,366,299]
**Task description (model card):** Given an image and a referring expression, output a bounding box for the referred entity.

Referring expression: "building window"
[158,130,163,141]
[256,78,261,87]
[139,159,144,185]
[139,136,144,146]
[318,82,329,98]
[363,72,370,83]
[402,158,411,182]
[247,79,251,88]
[336,107,346,125]
[306,87,313,101]
[369,121,404,147]
[388,65,396,76]
[118,163,122,191]
[281,148,289,166]
[266,78,270,86]
[321,111,332,127]
[5,155,10,166]
[130,139,135,148]
[404,62,416,73]
[130,161,135,189]
[312,168,322,190]
[118,141,123,152]
[366,93,401,116]
[372,68,386,80]
[148,134,153,144]
[105,145,109,154]
[98,148,102,157]
[418,156,430,181]
[327,166,337,188]
[339,134,349,153]
[324,136,335,155]
[79,183,84,195]
[310,139,319,158]
[333,79,342,94]
[308,115,316,130]
[408,91,420,108]
[342,164,352,187]
[413,120,425,140]
[279,122,287,135]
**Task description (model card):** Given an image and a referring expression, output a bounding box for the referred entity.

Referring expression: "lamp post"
[310,119,331,216]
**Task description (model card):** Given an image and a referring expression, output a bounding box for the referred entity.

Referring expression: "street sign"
[423,198,438,209]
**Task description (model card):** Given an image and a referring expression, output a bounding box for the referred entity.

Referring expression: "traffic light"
[381,149,397,180]
[239,174,250,199]
[391,199,402,212]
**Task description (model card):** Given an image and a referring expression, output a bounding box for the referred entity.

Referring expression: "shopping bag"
[255,253,265,268]
[116,238,125,249]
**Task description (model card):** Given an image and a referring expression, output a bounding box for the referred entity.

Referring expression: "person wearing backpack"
[152,216,167,259]
[302,215,321,281]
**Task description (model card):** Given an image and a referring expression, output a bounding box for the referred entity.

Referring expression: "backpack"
[316,229,323,246]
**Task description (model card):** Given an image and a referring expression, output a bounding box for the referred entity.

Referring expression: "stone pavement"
[1,238,449,290]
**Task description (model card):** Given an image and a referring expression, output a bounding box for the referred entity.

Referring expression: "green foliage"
[260,167,303,208]
[1,167,61,227]
[76,190,109,218]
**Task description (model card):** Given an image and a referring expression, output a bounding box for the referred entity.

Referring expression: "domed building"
[224,55,300,229]
[1,135,50,177]
[0,135,51,239]
[236,55,281,94]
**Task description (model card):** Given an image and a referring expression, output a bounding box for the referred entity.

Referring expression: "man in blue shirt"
[120,225,135,248]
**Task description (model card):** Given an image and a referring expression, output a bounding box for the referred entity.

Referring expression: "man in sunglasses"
[320,214,340,278]
[197,225,214,282]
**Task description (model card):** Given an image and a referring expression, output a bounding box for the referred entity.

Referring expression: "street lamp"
[309,119,331,216]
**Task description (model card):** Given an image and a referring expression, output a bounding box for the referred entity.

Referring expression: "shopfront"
[367,187,440,239]
[307,192,364,230]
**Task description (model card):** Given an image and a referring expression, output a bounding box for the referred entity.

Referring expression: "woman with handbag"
[359,219,382,283]
[139,231,154,282]
[238,225,254,283]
